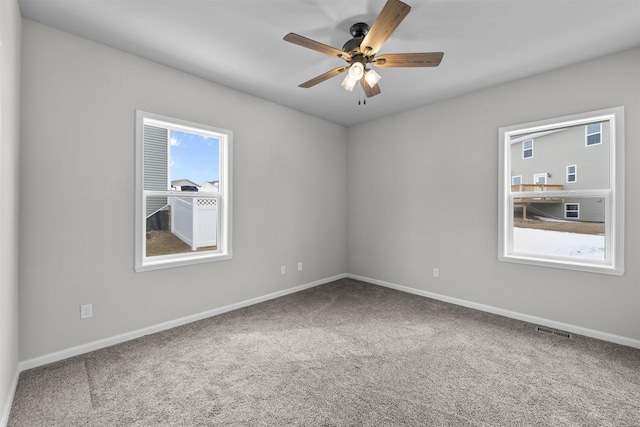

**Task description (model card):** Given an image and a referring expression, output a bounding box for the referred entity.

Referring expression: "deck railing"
[512,184,564,211]
[511,184,564,192]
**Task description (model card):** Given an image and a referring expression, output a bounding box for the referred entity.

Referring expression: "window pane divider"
[510,189,610,198]
[144,190,220,198]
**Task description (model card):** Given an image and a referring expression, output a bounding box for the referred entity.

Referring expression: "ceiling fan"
[283,0,444,98]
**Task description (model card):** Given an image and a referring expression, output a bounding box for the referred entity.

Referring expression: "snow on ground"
[514,228,605,260]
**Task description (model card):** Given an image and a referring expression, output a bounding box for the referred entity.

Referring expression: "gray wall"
[19,20,347,360]
[347,47,640,341]
[15,18,640,365]
[0,0,21,420]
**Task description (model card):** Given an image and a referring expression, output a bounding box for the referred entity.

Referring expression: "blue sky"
[170,131,220,185]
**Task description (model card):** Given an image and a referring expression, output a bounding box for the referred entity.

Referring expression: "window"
[512,175,522,185]
[566,165,577,183]
[135,111,233,272]
[533,173,547,185]
[565,203,579,219]
[522,139,533,159]
[499,106,624,275]
[586,123,602,146]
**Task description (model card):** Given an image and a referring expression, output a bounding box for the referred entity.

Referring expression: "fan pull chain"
[357,88,366,106]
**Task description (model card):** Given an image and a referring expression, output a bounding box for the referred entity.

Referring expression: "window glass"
[586,123,601,134]
[145,129,220,258]
[522,139,533,158]
[586,122,602,146]
[533,173,547,185]
[135,111,232,272]
[514,198,602,260]
[567,165,577,183]
[499,107,624,275]
[564,203,580,219]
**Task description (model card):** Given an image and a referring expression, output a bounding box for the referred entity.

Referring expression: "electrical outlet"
[433,268,439,278]
[298,262,303,271]
[281,265,286,274]
[80,303,93,319]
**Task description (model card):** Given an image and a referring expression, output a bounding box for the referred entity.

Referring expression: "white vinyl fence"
[170,196,218,250]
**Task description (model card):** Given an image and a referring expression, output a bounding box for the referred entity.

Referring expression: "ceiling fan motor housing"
[343,22,370,55]
[350,22,370,38]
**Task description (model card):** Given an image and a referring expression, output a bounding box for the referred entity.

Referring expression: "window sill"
[135,252,232,272]
[498,254,624,276]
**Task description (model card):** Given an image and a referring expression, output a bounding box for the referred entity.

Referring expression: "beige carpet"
[9,278,640,426]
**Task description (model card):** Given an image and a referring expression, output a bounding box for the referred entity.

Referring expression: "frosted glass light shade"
[364,69,381,88]
[348,62,364,80]
[341,74,357,91]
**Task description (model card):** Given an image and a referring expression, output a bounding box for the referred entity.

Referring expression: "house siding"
[143,124,169,217]
[510,122,610,222]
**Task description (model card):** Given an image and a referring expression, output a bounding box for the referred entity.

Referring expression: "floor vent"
[535,326,572,339]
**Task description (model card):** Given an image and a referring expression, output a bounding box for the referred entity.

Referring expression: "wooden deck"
[511,184,564,193]
[512,184,564,218]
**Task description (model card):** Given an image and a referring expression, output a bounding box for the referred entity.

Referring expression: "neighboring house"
[200,180,219,192]
[143,124,169,217]
[171,179,200,191]
[510,122,609,222]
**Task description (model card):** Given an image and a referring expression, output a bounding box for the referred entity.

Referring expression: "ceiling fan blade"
[373,52,444,68]
[284,33,351,61]
[360,78,381,98]
[299,66,348,88]
[359,0,411,56]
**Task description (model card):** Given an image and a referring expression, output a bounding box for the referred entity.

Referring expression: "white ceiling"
[18,0,640,127]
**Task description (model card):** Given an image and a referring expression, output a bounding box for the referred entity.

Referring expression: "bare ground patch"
[146,230,216,256]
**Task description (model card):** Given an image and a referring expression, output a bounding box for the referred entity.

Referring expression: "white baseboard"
[347,273,640,349]
[0,368,19,427]
[15,270,638,384]
[18,273,347,372]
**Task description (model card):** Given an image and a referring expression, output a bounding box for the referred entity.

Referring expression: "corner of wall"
[0,0,22,424]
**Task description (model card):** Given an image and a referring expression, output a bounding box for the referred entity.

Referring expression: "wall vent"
[535,326,572,339]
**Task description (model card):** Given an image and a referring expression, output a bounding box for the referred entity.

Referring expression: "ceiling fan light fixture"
[341,74,357,91]
[364,69,382,88]
[348,62,364,80]
[284,0,444,99]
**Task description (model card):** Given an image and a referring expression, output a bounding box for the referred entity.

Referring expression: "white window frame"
[498,106,624,276]
[533,173,547,185]
[566,164,577,183]
[511,175,522,185]
[564,203,580,219]
[585,122,602,147]
[522,139,533,159]
[135,110,233,272]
